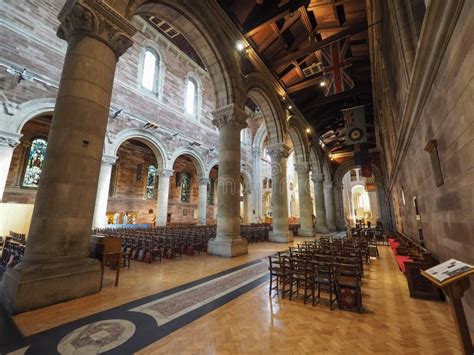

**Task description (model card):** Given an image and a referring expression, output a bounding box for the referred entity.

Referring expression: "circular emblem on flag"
[348,127,364,141]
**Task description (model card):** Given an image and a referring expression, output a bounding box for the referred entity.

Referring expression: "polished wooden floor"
[14,239,464,354]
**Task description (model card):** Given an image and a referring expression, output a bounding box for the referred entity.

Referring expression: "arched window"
[179,171,192,202]
[400,187,406,206]
[146,164,157,199]
[142,48,160,93]
[23,137,47,188]
[185,77,198,116]
[240,128,248,145]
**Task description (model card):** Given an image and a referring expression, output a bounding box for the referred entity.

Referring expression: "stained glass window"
[179,171,192,202]
[146,164,157,199]
[207,179,214,205]
[23,138,47,188]
[142,48,159,93]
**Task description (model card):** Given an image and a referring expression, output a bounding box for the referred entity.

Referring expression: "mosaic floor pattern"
[3,259,268,354]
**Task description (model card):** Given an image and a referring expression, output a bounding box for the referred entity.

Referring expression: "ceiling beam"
[301,86,365,112]
[243,0,310,36]
[286,74,324,93]
[270,20,368,70]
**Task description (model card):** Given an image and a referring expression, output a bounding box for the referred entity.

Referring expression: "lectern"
[421,259,473,354]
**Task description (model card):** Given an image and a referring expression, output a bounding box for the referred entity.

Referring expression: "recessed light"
[236,40,245,52]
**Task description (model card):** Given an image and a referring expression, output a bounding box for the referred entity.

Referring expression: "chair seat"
[338,276,359,288]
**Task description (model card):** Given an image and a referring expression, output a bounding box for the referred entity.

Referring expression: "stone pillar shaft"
[197,178,209,225]
[324,181,337,231]
[312,174,328,233]
[1,0,136,314]
[92,155,117,228]
[207,104,248,257]
[295,163,315,237]
[0,132,21,201]
[267,143,293,243]
[156,169,173,227]
[251,148,262,222]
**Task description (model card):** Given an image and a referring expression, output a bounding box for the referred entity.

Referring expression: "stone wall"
[0,0,252,170]
[373,0,474,327]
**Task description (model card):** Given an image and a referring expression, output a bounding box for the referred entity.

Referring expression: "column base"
[207,238,248,258]
[269,230,294,243]
[315,225,329,233]
[298,227,315,237]
[0,257,101,315]
[327,225,337,231]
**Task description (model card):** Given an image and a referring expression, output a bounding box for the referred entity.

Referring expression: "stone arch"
[133,1,243,108]
[240,169,252,194]
[245,72,287,145]
[252,124,267,151]
[205,159,219,177]
[107,128,167,170]
[169,147,206,178]
[333,160,391,230]
[309,142,324,175]
[322,158,332,180]
[288,116,309,163]
[10,98,56,134]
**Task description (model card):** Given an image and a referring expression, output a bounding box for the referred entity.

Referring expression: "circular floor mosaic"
[57,319,135,354]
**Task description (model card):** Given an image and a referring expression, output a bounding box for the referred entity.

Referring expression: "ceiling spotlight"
[306,128,311,134]
[236,40,245,52]
[288,105,293,110]
[320,81,326,87]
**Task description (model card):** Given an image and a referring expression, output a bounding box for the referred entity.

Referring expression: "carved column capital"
[199,177,210,186]
[0,130,22,148]
[294,162,310,174]
[211,104,248,130]
[324,180,333,189]
[101,154,117,165]
[57,0,137,59]
[158,169,173,178]
[311,173,324,183]
[266,143,290,160]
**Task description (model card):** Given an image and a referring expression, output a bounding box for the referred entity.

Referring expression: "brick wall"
[3,116,51,204]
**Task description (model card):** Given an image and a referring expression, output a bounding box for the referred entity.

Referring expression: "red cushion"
[395,255,412,273]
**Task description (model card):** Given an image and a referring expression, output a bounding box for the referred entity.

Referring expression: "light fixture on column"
[305,127,311,134]
[320,80,327,87]
[288,105,293,110]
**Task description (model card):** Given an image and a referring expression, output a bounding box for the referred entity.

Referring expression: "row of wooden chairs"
[1,232,26,269]
[269,238,367,312]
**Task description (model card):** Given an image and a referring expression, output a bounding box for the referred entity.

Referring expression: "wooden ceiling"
[219,0,375,154]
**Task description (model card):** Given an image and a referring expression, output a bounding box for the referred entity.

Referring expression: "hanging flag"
[321,36,354,96]
[342,105,367,145]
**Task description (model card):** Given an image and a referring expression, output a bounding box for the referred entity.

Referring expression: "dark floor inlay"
[3,259,269,354]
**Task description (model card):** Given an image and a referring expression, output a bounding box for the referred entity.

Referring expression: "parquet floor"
[13,239,466,354]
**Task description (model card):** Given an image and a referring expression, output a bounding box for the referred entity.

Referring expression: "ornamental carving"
[211,104,248,130]
[294,162,310,174]
[266,143,290,160]
[311,173,324,183]
[0,130,21,147]
[158,169,174,178]
[199,177,211,186]
[57,0,136,59]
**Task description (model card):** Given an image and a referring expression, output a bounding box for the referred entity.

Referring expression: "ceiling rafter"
[269,20,368,70]
[243,0,310,36]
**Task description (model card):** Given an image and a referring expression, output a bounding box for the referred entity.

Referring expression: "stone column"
[294,162,315,237]
[375,179,391,230]
[324,180,337,231]
[312,173,328,233]
[207,104,248,257]
[251,148,262,222]
[92,154,117,228]
[197,177,209,225]
[267,143,294,243]
[334,182,346,230]
[0,131,21,201]
[1,0,136,314]
[156,169,173,227]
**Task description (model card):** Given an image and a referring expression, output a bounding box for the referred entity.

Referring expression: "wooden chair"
[334,262,363,313]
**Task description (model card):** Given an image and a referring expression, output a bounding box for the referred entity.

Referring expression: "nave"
[5,237,461,354]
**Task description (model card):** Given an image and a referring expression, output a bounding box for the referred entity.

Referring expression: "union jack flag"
[321,36,355,96]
